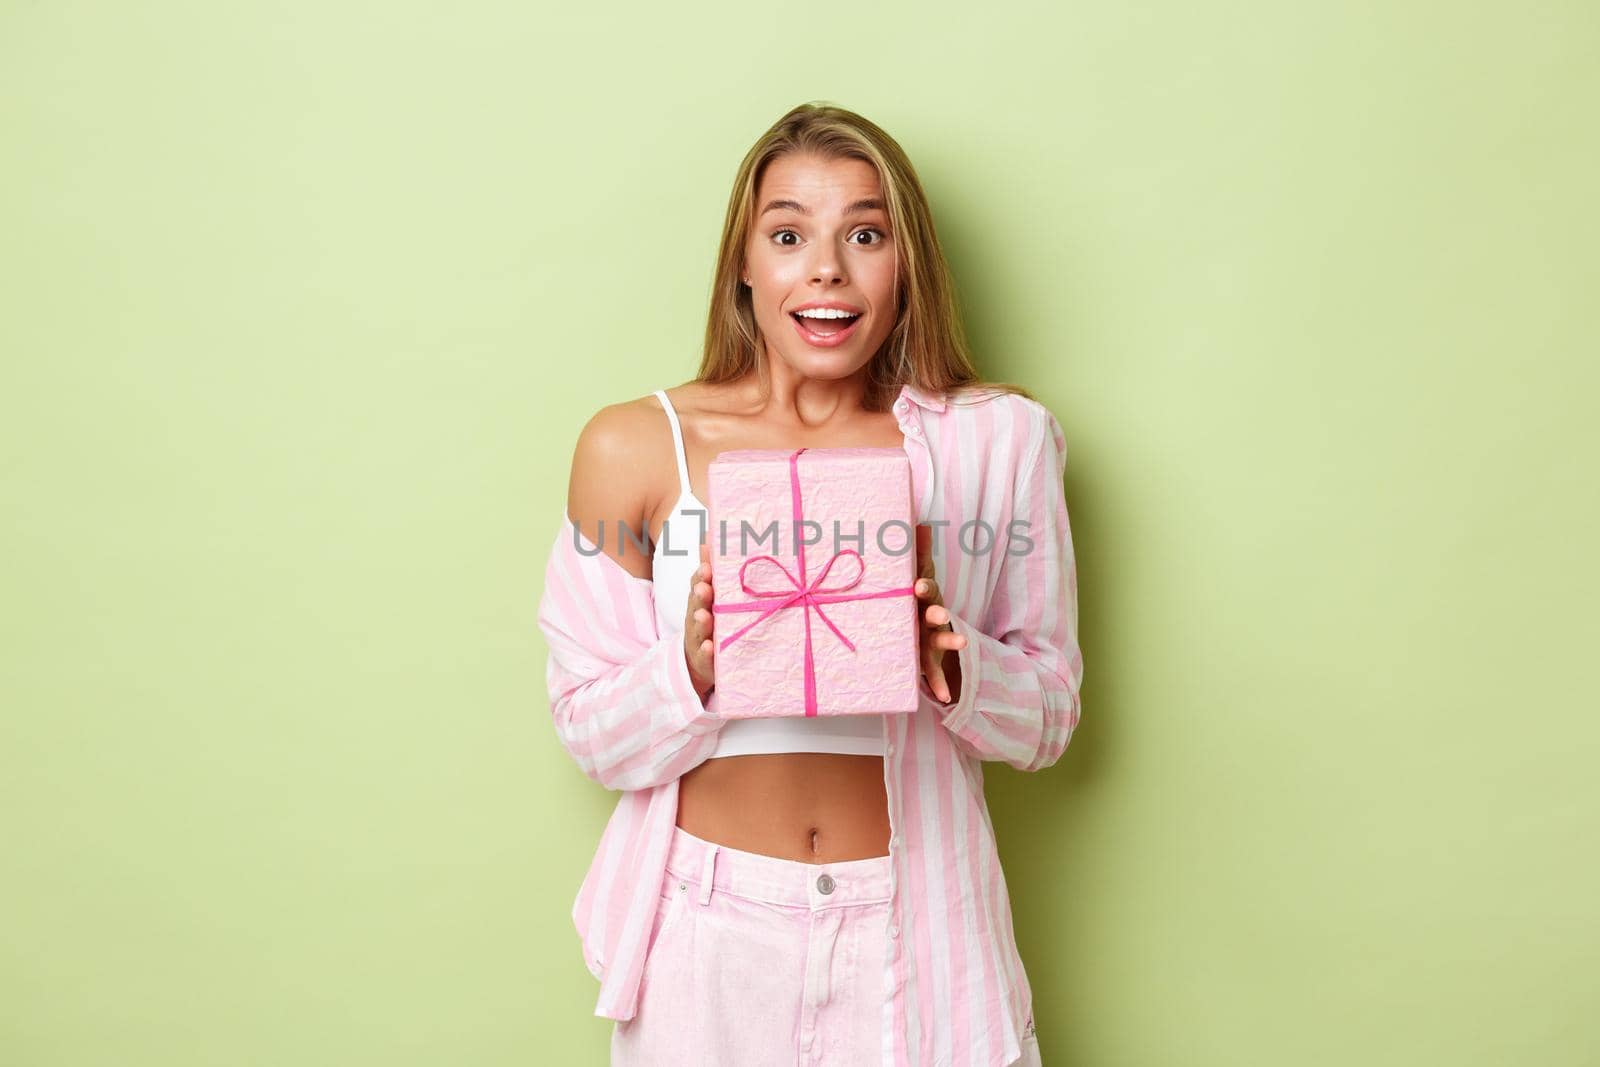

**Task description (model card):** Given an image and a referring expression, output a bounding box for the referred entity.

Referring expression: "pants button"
[816,873,835,894]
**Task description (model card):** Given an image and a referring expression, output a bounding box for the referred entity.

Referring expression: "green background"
[3,2,1594,1064]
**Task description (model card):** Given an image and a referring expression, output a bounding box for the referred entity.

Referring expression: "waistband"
[665,823,893,909]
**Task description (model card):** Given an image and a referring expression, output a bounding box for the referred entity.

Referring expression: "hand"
[683,540,715,702]
[914,523,967,704]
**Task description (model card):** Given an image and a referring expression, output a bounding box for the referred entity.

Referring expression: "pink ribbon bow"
[712,448,916,716]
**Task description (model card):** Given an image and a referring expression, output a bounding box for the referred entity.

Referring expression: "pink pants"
[610,824,1044,1066]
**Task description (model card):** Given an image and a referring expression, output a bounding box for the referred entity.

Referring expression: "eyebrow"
[759,197,886,218]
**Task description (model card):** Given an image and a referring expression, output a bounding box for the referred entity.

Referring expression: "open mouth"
[789,309,864,347]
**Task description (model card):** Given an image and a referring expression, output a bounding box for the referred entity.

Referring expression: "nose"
[808,246,847,286]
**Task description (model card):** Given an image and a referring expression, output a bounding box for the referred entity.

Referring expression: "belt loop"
[697,844,718,906]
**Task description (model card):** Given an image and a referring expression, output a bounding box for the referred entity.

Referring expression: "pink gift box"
[708,447,920,719]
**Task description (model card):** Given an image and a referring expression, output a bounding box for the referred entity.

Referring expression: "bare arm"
[537,400,723,790]
[566,401,716,697]
[565,402,659,581]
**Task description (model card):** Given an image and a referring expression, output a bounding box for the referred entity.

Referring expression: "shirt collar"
[898,382,948,413]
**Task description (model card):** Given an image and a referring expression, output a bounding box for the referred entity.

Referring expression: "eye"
[771,229,801,246]
[851,228,887,246]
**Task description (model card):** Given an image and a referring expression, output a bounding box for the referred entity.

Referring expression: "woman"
[538,102,1083,1066]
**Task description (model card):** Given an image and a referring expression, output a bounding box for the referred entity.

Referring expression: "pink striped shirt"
[537,381,1083,1066]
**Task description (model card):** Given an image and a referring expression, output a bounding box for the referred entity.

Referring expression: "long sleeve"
[932,405,1084,772]
[537,515,725,791]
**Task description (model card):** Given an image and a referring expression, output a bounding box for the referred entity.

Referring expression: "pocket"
[613,881,704,1057]
[642,876,692,975]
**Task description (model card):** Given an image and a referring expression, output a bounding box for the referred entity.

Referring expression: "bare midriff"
[676,753,892,862]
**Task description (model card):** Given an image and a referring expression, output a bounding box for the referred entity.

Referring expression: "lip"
[789,308,865,348]
[789,300,865,314]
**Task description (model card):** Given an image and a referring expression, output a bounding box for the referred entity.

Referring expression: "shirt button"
[887,923,899,939]
[816,873,835,895]
[885,742,895,756]
[889,835,902,849]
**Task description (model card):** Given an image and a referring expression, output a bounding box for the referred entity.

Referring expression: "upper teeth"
[795,308,859,319]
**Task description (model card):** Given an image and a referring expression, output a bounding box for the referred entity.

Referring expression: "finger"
[914,575,942,606]
[691,587,718,637]
[921,600,952,629]
[915,524,936,580]
[693,538,711,586]
[921,639,938,675]
[922,648,951,703]
[687,560,715,638]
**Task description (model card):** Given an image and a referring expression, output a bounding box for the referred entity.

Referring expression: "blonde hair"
[696,101,1035,411]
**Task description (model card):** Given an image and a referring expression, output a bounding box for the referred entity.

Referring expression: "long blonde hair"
[696,101,1035,411]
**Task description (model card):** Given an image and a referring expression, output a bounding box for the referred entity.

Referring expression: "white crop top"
[649,389,886,759]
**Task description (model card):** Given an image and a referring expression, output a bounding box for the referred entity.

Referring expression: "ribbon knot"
[712,448,917,716]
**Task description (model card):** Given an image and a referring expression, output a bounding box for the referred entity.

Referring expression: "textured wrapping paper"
[708,447,919,719]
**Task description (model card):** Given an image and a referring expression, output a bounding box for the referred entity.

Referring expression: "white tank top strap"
[653,389,693,502]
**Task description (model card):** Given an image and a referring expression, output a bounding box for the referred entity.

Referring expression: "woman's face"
[743,152,898,384]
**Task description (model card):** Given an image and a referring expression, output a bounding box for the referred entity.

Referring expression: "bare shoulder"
[657,380,732,418]
[576,393,670,450]
[566,394,676,579]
